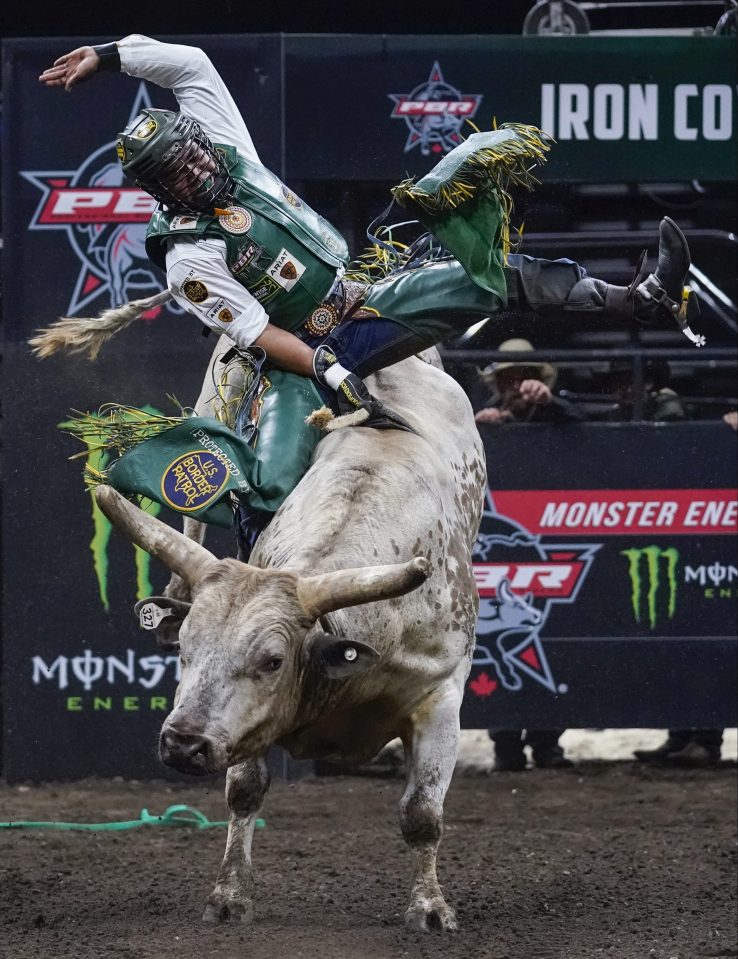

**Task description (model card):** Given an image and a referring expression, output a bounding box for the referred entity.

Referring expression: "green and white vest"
[146,145,349,333]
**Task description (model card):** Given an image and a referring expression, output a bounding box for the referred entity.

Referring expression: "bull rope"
[0,803,265,831]
[28,289,173,361]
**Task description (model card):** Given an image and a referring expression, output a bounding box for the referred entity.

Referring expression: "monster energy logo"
[621,546,679,629]
[60,407,163,610]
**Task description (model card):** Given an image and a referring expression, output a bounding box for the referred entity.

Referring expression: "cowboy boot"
[603,217,705,347]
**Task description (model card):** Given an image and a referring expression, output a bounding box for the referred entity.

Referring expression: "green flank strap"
[0,803,265,831]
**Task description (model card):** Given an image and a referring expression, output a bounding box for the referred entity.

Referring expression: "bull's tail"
[28,289,173,360]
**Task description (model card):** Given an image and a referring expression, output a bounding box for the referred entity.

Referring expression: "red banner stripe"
[493,489,738,536]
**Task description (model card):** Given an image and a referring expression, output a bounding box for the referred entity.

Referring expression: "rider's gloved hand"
[312,345,416,432]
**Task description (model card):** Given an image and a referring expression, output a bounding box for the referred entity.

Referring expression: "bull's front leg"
[203,756,270,923]
[399,682,461,932]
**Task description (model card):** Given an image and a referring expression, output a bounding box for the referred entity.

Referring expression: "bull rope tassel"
[28,289,173,361]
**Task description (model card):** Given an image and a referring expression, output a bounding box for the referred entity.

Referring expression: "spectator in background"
[475,338,577,771]
[598,357,685,422]
[474,338,584,426]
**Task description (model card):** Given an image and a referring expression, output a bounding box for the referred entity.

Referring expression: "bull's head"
[95,486,429,776]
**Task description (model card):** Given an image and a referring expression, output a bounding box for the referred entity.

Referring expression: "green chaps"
[107,370,324,527]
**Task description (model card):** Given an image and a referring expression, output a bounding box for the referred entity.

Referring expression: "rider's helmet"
[115,108,234,215]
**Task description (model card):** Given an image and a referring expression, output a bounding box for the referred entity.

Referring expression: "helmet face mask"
[116,109,234,215]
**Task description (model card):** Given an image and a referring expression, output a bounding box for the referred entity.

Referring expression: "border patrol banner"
[461,422,737,731]
[1,36,281,782]
[285,35,736,182]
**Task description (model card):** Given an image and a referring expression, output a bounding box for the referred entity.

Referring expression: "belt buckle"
[305,302,340,336]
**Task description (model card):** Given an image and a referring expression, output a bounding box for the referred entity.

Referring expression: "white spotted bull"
[94,344,486,932]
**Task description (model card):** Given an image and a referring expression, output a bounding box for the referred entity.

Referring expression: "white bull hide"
[96,341,485,932]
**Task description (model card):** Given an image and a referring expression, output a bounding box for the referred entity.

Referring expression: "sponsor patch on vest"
[231,242,262,276]
[281,186,302,208]
[170,215,200,231]
[206,297,227,320]
[115,139,126,162]
[217,205,253,235]
[266,249,305,292]
[218,308,234,324]
[247,275,281,304]
[183,278,209,303]
[161,450,230,512]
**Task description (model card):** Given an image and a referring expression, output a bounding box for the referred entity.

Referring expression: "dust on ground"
[1,762,736,959]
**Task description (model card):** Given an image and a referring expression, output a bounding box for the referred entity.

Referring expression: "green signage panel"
[285,36,737,182]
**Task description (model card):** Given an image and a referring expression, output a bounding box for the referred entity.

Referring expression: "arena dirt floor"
[1,760,736,959]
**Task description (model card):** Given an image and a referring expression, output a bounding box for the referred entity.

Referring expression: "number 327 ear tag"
[138,602,174,630]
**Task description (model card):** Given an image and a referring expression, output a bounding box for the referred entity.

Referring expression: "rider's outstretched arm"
[39,35,259,164]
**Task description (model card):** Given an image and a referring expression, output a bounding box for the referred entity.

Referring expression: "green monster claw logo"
[621,546,679,629]
[60,407,164,611]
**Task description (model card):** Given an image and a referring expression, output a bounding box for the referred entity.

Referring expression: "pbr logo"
[469,493,599,696]
[389,62,482,155]
[21,83,169,316]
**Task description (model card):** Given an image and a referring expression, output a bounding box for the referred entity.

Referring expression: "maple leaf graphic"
[469,672,497,697]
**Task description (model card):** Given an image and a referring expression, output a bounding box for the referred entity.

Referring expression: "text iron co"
[541,83,734,141]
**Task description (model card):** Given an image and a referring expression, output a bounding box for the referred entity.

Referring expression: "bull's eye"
[263,657,283,673]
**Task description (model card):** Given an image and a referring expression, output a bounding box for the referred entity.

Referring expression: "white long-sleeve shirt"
[118,34,270,348]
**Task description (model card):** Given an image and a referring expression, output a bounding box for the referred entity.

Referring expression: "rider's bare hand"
[39,46,101,92]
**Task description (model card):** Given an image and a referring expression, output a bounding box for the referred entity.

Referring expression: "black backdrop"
[2,35,736,779]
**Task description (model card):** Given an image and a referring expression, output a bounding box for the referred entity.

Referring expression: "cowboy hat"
[482,338,557,389]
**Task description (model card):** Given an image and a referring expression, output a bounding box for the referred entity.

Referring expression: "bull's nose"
[159,726,212,775]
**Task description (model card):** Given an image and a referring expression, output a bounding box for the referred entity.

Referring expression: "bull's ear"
[308,631,380,679]
[133,597,192,652]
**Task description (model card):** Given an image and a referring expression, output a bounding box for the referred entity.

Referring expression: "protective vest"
[146,145,349,333]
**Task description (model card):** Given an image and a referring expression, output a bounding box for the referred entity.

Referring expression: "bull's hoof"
[404,899,458,933]
[202,892,254,924]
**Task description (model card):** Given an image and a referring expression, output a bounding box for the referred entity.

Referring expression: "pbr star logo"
[21,83,167,316]
[389,62,482,156]
[469,492,599,695]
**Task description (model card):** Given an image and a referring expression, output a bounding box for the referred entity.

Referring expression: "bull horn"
[296,556,430,620]
[94,485,217,585]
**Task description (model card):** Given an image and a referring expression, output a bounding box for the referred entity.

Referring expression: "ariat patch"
[247,275,281,304]
[161,451,230,512]
[183,279,209,303]
[217,206,253,235]
[266,249,305,292]
[206,297,228,320]
[218,308,234,324]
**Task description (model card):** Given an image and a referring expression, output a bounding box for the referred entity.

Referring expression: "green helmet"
[116,108,234,215]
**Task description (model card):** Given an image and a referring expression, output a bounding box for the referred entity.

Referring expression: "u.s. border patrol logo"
[161,450,230,512]
[218,206,253,235]
[389,62,482,156]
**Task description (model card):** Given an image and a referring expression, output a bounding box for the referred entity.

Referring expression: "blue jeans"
[303,253,601,380]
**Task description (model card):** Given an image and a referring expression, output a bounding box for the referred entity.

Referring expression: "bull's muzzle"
[159,722,216,776]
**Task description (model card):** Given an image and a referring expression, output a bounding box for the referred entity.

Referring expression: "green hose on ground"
[0,803,265,831]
